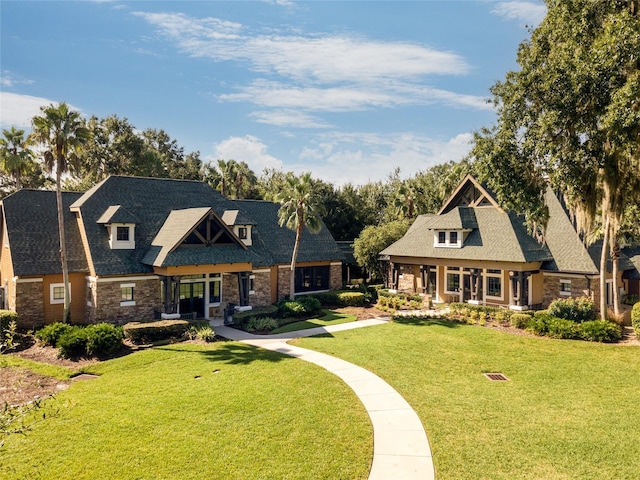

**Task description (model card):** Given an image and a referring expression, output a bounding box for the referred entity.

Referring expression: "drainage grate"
[484,373,509,381]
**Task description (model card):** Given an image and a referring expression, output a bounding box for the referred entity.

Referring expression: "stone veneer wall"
[277,267,292,301]
[542,276,600,309]
[250,271,271,306]
[15,281,44,329]
[398,272,416,293]
[93,278,161,325]
[222,274,240,306]
[330,263,342,290]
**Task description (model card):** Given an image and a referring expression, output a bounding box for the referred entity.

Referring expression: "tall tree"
[473,0,640,319]
[275,172,325,300]
[0,127,35,191]
[353,220,410,281]
[29,103,90,323]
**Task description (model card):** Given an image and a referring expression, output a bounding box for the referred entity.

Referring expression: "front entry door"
[179,282,205,318]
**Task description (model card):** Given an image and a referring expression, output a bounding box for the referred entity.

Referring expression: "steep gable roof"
[142,207,251,267]
[1,190,89,276]
[438,174,502,215]
[540,189,598,274]
[381,208,551,263]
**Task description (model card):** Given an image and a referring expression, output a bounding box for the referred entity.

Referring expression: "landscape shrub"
[0,310,19,333]
[632,302,640,338]
[233,305,278,325]
[297,296,322,313]
[313,291,366,307]
[186,325,215,342]
[56,326,89,358]
[85,324,124,357]
[545,317,581,340]
[35,322,74,347]
[580,320,622,343]
[623,294,640,306]
[510,313,532,329]
[276,300,307,318]
[123,320,189,344]
[247,316,278,333]
[527,313,551,336]
[547,297,596,323]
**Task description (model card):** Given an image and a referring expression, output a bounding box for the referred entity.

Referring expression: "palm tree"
[276,172,325,300]
[29,103,90,323]
[0,127,35,190]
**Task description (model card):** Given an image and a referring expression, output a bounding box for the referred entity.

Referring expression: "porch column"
[510,271,522,307]
[172,276,181,313]
[470,269,481,300]
[238,271,250,306]
[390,262,399,290]
[420,266,429,294]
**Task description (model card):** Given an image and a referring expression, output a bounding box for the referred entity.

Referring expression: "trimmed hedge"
[547,297,596,323]
[313,291,366,307]
[510,313,532,329]
[123,320,189,344]
[632,302,640,338]
[580,320,622,343]
[233,305,278,323]
[39,323,124,359]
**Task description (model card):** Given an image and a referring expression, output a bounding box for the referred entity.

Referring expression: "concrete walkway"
[212,318,435,480]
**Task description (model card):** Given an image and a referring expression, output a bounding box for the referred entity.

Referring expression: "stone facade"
[91,278,162,325]
[542,276,599,309]
[277,267,292,301]
[250,271,271,306]
[398,272,416,292]
[15,281,44,330]
[330,263,342,290]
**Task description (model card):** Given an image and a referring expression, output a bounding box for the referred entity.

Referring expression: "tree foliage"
[353,220,410,281]
[0,127,36,191]
[472,0,640,318]
[275,172,325,300]
[29,102,91,323]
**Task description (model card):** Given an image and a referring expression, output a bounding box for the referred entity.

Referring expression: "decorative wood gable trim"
[438,174,503,215]
[179,210,247,251]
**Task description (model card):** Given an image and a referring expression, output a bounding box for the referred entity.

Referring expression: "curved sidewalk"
[214,319,435,480]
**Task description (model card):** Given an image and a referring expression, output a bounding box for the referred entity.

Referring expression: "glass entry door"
[179,282,205,318]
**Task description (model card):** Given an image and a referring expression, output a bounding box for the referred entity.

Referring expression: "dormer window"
[108,224,135,249]
[234,225,252,246]
[434,230,462,248]
[117,226,130,242]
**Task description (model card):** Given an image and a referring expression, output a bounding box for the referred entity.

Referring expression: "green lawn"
[295,317,640,480]
[270,309,357,334]
[1,342,371,480]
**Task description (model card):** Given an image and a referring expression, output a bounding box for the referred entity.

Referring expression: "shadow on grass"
[393,317,462,328]
[157,342,290,365]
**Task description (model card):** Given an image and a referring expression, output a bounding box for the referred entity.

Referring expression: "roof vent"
[484,373,509,381]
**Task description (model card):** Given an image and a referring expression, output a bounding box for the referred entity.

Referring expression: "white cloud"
[492,2,547,26]
[0,92,55,127]
[250,110,331,129]
[292,132,474,186]
[0,71,35,88]
[209,135,284,173]
[132,10,486,125]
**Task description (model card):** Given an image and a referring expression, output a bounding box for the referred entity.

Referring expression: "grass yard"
[1,342,371,480]
[270,309,357,334]
[295,317,640,480]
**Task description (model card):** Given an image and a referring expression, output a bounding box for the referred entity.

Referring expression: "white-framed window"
[109,224,135,249]
[120,283,135,306]
[238,227,248,239]
[50,283,69,304]
[559,279,572,296]
[485,269,503,299]
[445,266,460,293]
[434,230,462,248]
[249,274,255,295]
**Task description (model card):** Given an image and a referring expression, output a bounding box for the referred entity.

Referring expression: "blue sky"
[0,1,546,185]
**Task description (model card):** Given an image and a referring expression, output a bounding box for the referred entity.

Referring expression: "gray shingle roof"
[61,175,342,275]
[2,190,89,276]
[96,205,141,224]
[540,190,598,274]
[381,207,551,263]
